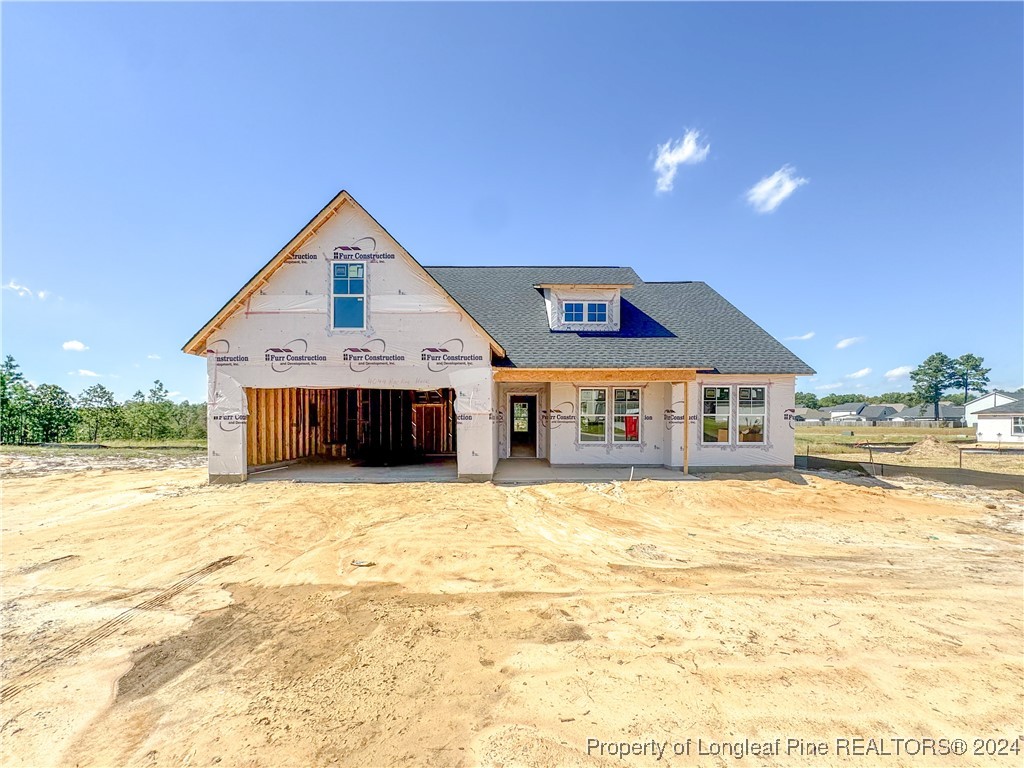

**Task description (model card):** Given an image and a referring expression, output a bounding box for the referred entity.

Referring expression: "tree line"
[0,356,205,444]
[798,352,1012,414]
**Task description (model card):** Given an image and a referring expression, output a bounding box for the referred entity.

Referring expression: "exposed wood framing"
[246,387,338,468]
[494,368,698,383]
[245,386,456,468]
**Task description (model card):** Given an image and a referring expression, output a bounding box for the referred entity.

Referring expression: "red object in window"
[625,415,638,438]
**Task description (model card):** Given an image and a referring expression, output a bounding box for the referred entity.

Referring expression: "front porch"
[493,459,695,485]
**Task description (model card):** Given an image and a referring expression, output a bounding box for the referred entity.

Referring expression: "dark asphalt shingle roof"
[897,404,966,419]
[424,266,815,374]
[822,402,867,413]
[976,401,1024,416]
[859,405,896,419]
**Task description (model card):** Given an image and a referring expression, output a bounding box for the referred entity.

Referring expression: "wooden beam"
[493,368,698,383]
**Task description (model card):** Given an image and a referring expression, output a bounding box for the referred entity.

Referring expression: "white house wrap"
[184,190,813,482]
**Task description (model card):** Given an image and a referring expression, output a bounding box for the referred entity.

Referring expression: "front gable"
[183,191,503,359]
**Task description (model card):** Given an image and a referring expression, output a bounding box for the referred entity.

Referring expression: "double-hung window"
[563,302,584,323]
[612,388,640,442]
[580,388,641,443]
[587,302,608,323]
[737,387,766,443]
[1013,416,1024,435]
[702,387,731,443]
[579,388,606,441]
[332,263,365,329]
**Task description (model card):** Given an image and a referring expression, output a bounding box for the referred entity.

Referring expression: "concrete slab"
[492,459,696,485]
[248,458,459,484]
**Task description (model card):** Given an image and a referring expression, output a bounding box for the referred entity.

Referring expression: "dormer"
[536,280,634,332]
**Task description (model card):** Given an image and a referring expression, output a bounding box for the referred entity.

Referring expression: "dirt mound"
[903,435,961,459]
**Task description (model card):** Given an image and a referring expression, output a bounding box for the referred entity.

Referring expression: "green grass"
[795,425,975,456]
[1,442,205,460]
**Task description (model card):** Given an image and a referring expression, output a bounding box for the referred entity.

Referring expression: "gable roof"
[859,405,896,419]
[976,401,1024,416]
[965,390,1020,406]
[182,190,505,357]
[424,267,815,373]
[895,404,966,419]
[794,407,828,420]
[821,402,867,414]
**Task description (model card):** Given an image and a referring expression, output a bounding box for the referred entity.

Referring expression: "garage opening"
[245,387,456,470]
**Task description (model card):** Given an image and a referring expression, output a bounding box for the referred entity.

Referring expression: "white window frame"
[1012,416,1024,435]
[578,387,607,442]
[737,386,767,444]
[701,386,733,445]
[577,387,642,444]
[331,261,367,331]
[611,387,641,443]
[586,301,609,323]
[563,301,585,324]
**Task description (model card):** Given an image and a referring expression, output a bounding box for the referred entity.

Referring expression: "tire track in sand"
[0,556,240,701]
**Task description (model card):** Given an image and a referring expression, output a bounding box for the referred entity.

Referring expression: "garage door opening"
[246,387,457,471]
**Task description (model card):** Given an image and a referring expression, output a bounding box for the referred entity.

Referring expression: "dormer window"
[562,301,608,325]
[542,285,626,332]
[564,303,584,323]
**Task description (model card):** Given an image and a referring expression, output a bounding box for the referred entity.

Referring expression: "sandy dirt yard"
[1,459,1022,768]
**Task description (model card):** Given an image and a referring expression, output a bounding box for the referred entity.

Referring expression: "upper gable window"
[563,303,584,323]
[587,302,608,323]
[332,263,366,329]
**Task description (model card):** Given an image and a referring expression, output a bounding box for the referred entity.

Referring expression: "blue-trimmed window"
[587,302,608,322]
[332,263,365,329]
[563,302,584,323]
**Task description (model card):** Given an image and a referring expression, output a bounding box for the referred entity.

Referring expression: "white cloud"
[836,336,865,350]
[653,129,710,193]
[785,331,815,341]
[3,280,34,298]
[168,391,183,400]
[885,365,913,381]
[814,382,844,391]
[37,290,50,300]
[745,164,809,213]
[68,369,101,377]
[147,354,161,360]
[846,368,872,379]
[62,340,89,352]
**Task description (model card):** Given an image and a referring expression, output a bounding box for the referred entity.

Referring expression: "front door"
[509,395,537,458]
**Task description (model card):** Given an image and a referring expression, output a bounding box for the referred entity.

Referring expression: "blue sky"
[3,2,1022,403]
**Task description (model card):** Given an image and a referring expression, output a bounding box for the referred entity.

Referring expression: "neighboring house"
[890,404,966,426]
[857,405,898,422]
[877,403,908,413]
[793,407,828,423]
[965,390,1020,427]
[825,404,896,424]
[822,402,868,421]
[183,190,815,482]
[974,401,1024,444]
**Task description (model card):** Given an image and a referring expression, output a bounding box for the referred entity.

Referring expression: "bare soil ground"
[1,458,1022,767]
